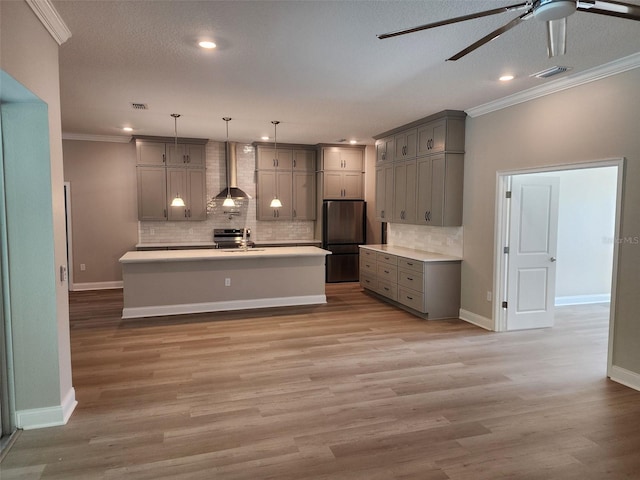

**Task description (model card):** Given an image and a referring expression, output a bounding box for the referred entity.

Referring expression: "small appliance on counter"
[213,228,254,249]
[322,200,366,282]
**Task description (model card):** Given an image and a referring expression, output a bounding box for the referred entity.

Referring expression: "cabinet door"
[137,166,167,220]
[166,143,188,165]
[342,172,363,199]
[417,119,446,156]
[323,171,344,199]
[293,149,315,171]
[136,141,166,165]
[293,171,316,220]
[392,160,416,223]
[416,153,463,226]
[166,167,189,221]
[375,163,394,221]
[257,170,293,220]
[376,136,394,163]
[187,168,206,220]
[185,144,206,167]
[257,147,293,170]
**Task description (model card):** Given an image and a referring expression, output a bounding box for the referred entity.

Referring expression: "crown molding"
[62,133,133,143]
[26,0,72,45]
[466,52,640,118]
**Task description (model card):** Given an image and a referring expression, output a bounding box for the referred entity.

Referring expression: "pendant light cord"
[223,117,232,197]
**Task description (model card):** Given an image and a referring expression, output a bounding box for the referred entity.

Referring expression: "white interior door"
[506,175,560,330]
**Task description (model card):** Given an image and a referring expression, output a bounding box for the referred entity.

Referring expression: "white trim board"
[72,281,123,291]
[16,387,77,430]
[62,133,133,143]
[609,366,640,393]
[466,52,640,118]
[555,294,611,306]
[459,309,493,331]
[122,295,327,319]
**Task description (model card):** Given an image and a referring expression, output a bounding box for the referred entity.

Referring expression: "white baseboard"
[72,281,123,291]
[459,309,494,331]
[122,295,327,319]
[609,365,640,392]
[16,387,77,430]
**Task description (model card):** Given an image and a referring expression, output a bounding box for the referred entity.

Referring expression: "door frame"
[64,182,74,291]
[493,159,625,374]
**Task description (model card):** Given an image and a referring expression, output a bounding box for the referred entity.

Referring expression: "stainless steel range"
[213,228,255,249]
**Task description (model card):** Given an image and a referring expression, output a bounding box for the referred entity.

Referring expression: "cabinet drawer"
[360,258,376,273]
[398,287,425,312]
[360,248,376,260]
[376,252,398,265]
[377,280,398,301]
[398,268,424,292]
[398,257,423,273]
[360,272,376,291]
[377,263,398,282]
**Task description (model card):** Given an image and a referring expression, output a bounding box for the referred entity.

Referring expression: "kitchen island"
[119,246,331,319]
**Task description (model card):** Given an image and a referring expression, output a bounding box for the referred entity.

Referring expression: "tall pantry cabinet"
[373,110,466,227]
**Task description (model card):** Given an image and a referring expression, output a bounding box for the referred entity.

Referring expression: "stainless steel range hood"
[216,141,250,200]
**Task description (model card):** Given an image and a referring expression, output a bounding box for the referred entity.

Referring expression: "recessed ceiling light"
[122,127,133,132]
[199,41,216,49]
[499,75,514,82]
[261,136,269,141]
[349,140,357,144]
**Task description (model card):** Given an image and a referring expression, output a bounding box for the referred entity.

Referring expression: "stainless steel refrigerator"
[323,200,366,283]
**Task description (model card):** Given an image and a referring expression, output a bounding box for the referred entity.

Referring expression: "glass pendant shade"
[269,197,283,208]
[171,195,186,207]
[223,196,236,207]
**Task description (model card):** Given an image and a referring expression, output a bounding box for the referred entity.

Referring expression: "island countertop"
[120,246,331,264]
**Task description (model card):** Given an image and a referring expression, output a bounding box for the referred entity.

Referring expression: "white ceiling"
[53,0,640,145]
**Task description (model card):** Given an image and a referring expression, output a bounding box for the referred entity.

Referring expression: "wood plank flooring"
[2,284,640,479]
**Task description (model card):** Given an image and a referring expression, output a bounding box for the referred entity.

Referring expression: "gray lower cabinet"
[359,246,461,319]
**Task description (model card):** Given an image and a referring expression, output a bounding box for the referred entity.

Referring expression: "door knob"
[550,257,557,262]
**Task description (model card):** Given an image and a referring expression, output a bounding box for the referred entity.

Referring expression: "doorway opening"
[493,159,624,377]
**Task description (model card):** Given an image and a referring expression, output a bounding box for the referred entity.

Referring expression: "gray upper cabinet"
[255,145,316,220]
[375,163,394,222]
[135,137,207,222]
[373,110,466,227]
[320,146,365,200]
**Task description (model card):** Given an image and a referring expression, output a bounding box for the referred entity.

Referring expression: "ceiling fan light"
[534,0,576,22]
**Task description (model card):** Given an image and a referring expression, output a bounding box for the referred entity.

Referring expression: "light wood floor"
[2,284,639,479]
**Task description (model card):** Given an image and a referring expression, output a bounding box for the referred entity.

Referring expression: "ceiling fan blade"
[577,0,640,21]
[447,10,533,61]
[377,2,529,39]
[546,17,567,57]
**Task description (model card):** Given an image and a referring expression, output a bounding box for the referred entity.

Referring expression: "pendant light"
[222,117,236,207]
[269,120,282,208]
[169,113,186,208]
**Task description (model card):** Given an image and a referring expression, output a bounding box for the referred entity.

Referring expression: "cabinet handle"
[425,211,431,222]
[407,277,414,281]
[162,153,166,163]
[406,295,414,300]
[384,270,389,274]
[186,154,190,164]
[164,209,167,218]
[293,159,296,168]
[406,262,414,266]
[184,209,188,218]
[293,209,297,217]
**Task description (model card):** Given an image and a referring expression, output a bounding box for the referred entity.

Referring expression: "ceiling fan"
[377,0,640,60]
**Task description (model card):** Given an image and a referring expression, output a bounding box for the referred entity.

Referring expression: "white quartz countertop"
[254,240,322,246]
[120,246,331,263]
[359,244,462,262]
[136,241,217,249]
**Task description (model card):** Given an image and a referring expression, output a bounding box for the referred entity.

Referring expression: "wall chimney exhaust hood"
[215,141,250,201]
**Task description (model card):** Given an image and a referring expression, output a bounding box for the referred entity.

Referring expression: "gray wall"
[462,67,640,377]
[63,140,139,286]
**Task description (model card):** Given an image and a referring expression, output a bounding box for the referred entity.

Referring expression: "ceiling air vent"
[131,103,148,110]
[530,66,571,79]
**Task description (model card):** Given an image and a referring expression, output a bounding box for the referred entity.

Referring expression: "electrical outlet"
[225,278,231,287]
[80,263,86,271]
[486,291,492,302]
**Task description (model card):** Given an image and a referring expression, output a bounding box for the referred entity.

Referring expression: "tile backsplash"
[138,141,315,244]
[387,223,463,257]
